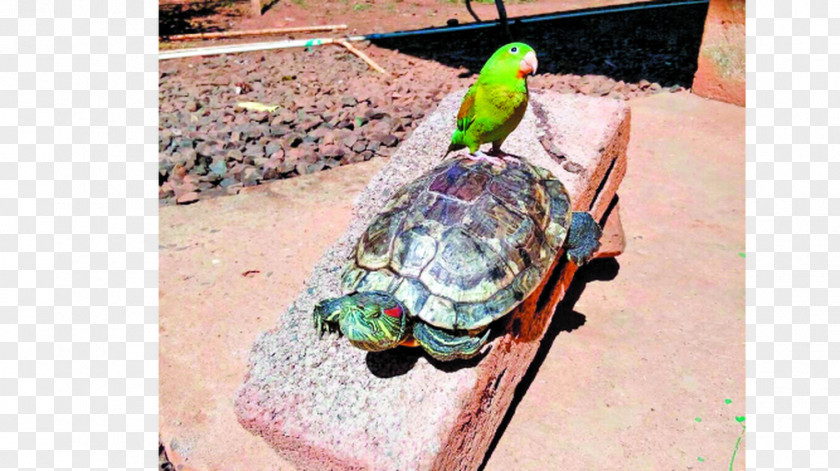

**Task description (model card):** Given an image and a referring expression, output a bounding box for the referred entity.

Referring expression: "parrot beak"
[519,51,538,77]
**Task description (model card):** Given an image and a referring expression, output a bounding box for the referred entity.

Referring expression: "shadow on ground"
[366,345,489,377]
[159,0,246,37]
[478,256,621,470]
[370,0,709,88]
[365,257,621,383]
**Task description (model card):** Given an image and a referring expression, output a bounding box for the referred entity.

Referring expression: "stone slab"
[235,90,630,470]
[692,0,746,106]
[594,201,625,259]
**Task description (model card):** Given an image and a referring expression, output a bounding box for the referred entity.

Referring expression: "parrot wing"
[456,84,478,133]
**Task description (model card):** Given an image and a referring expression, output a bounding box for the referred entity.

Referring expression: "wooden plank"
[165,25,348,41]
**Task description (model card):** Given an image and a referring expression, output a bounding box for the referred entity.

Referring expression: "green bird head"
[481,42,538,80]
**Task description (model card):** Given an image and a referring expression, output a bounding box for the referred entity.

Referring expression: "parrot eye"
[510,46,518,53]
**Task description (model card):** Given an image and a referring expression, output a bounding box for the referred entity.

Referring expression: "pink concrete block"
[594,201,625,259]
[235,90,629,470]
[692,0,746,106]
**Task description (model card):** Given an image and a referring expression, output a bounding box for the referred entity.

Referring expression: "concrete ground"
[159,91,745,470]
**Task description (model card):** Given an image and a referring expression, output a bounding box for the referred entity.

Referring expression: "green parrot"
[446,42,538,164]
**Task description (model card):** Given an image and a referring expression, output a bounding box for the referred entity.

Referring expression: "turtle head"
[313,292,409,352]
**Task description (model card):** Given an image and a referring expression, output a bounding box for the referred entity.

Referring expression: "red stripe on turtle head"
[383,306,402,318]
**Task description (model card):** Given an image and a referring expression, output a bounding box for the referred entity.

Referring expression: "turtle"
[313,156,602,362]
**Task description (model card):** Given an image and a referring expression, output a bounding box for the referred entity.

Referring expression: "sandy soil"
[159,91,745,470]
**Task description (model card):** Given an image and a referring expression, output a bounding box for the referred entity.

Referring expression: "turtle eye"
[383,306,402,318]
[509,46,518,53]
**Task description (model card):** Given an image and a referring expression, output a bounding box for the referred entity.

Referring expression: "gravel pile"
[159,2,707,204]
[159,46,472,204]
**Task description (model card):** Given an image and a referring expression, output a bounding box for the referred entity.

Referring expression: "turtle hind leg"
[565,211,603,266]
[413,322,491,362]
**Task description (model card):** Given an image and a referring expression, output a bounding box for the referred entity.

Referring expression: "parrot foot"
[487,147,521,165]
[501,155,521,165]
[486,146,505,157]
[467,150,505,167]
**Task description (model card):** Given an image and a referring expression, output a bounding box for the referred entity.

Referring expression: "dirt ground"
[159,90,745,470]
[159,159,388,471]
[160,0,652,38]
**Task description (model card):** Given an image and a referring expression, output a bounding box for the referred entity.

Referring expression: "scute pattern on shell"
[343,157,572,330]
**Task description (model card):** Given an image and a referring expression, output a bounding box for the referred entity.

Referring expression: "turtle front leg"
[313,297,345,337]
[413,322,491,362]
[565,211,603,266]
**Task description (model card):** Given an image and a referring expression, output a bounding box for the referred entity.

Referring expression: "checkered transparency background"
[1,0,159,470]
[747,0,840,469]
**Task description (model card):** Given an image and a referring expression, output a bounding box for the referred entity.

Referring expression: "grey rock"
[351,140,367,153]
[241,167,261,187]
[265,142,283,157]
[175,191,199,205]
[227,149,244,163]
[382,134,398,147]
[319,144,345,159]
[209,159,227,178]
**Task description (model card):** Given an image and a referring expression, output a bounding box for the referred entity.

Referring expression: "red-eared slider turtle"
[314,156,601,361]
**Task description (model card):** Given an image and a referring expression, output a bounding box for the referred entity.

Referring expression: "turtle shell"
[341,157,572,330]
